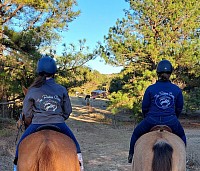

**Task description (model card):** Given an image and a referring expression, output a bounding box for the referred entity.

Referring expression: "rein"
[15,113,25,145]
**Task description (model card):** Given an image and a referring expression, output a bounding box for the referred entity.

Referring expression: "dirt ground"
[0,96,200,171]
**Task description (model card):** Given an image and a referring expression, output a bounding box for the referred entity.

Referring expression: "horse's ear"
[22,86,28,95]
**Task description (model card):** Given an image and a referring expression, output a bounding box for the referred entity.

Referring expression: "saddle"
[150,125,172,133]
[36,124,61,133]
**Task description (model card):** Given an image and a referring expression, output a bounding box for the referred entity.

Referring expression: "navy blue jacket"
[142,80,183,118]
[22,78,72,124]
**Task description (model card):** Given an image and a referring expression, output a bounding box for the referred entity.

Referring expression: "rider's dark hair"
[157,72,171,81]
[29,73,54,88]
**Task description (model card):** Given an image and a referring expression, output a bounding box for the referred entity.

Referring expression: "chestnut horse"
[132,127,186,171]
[17,86,80,171]
[17,129,80,171]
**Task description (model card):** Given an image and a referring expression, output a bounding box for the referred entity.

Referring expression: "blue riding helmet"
[36,55,57,75]
[156,59,173,74]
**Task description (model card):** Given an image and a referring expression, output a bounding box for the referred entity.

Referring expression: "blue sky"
[59,0,129,74]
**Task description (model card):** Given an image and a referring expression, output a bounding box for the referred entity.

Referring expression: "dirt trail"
[0,96,200,171]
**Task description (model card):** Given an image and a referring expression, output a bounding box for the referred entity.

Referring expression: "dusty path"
[0,96,200,171]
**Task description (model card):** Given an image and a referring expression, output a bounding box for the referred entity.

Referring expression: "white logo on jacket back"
[37,95,61,111]
[154,91,174,109]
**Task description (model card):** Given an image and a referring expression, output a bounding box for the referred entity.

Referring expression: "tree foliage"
[0,0,80,54]
[56,39,99,88]
[0,0,81,104]
[101,0,200,117]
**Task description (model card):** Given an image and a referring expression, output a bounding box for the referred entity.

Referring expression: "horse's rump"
[132,130,186,171]
[18,130,80,171]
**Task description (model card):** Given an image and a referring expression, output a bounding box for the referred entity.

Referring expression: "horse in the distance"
[17,87,80,171]
[132,125,186,171]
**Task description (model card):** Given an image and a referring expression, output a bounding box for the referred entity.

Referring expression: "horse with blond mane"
[132,126,186,171]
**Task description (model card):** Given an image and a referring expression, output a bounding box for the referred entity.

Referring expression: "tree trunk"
[0,11,4,59]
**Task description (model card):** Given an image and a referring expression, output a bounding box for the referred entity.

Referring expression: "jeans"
[129,115,186,155]
[15,122,81,159]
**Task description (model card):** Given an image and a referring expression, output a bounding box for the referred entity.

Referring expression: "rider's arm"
[175,90,183,118]
[62,88,72,120]
[22,93,34,119]
[142,87,151,118]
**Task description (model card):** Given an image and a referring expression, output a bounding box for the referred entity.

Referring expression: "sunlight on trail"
[70,96,113,124]
[69,115,103,123]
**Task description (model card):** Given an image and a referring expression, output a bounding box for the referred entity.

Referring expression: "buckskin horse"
[131,125,186,171]
[17,87,80,171]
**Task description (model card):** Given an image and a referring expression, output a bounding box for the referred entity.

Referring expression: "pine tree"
[102,0,200,117]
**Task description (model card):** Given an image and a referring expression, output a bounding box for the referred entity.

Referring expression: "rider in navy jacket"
[142,80,184,118]
[128,59,186,163]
